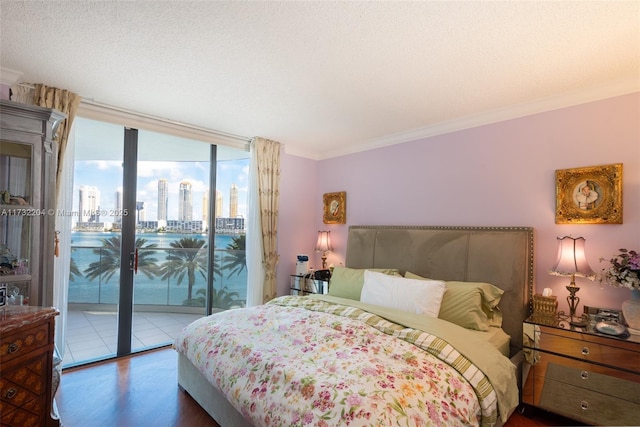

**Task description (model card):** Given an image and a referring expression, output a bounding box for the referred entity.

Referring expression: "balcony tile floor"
[63,310,203,367]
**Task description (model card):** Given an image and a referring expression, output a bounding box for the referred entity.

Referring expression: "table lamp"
[315,231,333,270]
[548,236,596,326]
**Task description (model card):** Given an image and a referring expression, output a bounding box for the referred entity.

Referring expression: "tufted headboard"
[345,225,534,357]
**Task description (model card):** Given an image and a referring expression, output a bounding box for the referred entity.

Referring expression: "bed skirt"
[177,352,253,427]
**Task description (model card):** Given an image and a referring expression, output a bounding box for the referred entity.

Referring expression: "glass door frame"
[117,128,219,356]
[117,128,138,355]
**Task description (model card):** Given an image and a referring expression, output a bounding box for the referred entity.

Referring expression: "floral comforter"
[175,296,513,427]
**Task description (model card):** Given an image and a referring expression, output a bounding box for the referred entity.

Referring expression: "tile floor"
[63,310,202,367]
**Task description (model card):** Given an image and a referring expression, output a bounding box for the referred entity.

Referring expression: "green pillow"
[328,267,400,300]
[446,281,504,328]
[404,272,504,330]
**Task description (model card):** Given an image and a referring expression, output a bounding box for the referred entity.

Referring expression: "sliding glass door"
[128,129,212,354]
[65,117,248,366]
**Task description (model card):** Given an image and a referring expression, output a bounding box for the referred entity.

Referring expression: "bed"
[175,225,534,426]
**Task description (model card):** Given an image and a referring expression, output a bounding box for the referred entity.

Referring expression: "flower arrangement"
[600,249,640,290]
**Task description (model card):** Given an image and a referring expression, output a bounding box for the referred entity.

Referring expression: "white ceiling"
[1,1,639,160]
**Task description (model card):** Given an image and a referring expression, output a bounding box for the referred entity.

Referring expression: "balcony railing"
[69,246,247,309]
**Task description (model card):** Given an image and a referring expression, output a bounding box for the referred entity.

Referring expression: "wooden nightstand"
[290,274,329,296]
[522,316,640,425]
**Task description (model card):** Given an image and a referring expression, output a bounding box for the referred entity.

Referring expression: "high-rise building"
[114,187,123,223]
[136,201,145,223]
[202,190,209,225]
[79,185,100,222]
[229,184,238,218]
[215,190,223,218]
[178,181,193,221]
[158,178,168,226]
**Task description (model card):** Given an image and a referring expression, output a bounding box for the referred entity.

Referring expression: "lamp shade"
[315,231,333,253]
[549,236,596,280]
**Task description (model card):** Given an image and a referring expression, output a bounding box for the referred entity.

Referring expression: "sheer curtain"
[246,137,281,306]
[33,84,81,358]
[51,127,75,358]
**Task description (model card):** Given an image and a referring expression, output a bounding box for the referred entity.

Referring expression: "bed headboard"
[345,225,534,356]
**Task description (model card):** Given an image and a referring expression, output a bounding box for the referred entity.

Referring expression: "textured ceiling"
[1,1,639,159]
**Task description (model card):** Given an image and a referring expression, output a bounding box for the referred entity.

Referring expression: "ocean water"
[69,231,247,305]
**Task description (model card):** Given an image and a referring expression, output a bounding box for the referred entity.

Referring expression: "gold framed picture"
[555,163,623,224]
[323,191,346,224]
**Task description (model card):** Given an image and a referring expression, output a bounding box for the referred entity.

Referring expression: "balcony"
[63,308,201,367]
[64,241,246,367]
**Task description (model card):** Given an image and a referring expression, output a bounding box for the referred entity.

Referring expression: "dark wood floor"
[57,346,583,427]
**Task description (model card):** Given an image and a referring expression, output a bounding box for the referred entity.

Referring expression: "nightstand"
[290,275,329,296]
[522,316,640,425]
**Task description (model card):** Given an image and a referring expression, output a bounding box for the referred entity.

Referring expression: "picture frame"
[323,191,346,224]
[555,163,623,224]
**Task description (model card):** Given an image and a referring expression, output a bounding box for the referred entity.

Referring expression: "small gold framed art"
[323,191,346,224]
[555,163,623,224]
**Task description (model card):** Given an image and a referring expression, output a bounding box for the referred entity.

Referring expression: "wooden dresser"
[0,306,60,427]
[522,316,640,425]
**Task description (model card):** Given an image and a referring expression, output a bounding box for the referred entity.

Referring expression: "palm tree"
[186,287,244,309]
[222,234,246,278]
[69,250,82,282]
[83,236,159,283]
[159,237,208,301]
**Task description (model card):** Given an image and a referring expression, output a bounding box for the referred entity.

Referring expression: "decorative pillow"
[328,267,400,300]
[404,272,504,330]
[361,270,446,318]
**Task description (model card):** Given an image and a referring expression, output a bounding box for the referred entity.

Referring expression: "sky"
[71,116,250,225]
[73,158,249,224]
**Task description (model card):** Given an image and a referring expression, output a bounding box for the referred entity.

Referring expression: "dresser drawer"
[538,331,640,372]
[0,322,50,363]
[0,398,44,427]
[538,377,640,426]
[0,352,48,427]
[1,352,48,396]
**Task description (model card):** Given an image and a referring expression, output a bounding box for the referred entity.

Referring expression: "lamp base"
[320,254,328,270]
[569,317,588,327]
[557,311,589,328]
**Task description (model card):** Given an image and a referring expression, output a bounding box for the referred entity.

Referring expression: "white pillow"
[361,270,446,318]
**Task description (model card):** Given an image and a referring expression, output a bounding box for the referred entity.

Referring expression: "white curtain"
[246,142,264,307]
[32,84,80,360]
[52,123,75,359]
[246,137,281,306]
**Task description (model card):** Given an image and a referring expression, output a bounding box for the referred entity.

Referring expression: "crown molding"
[0,67,24,86]
[313,79,640,160]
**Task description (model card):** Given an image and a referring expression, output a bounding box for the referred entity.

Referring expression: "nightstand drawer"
[545,362,640,403]
[0,323,50,363]
[522,353,640,408]
[538,331,640,372]
[539,376,640,426]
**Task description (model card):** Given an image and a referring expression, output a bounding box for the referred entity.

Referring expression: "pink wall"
[276,153,319,285]
[278,92,640,315]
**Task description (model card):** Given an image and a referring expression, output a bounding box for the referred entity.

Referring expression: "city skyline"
[73,159,249,224]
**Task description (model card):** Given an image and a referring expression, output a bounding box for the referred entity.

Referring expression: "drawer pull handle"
[8,343,19,353]
[580,400,589,410]
[581,346,590,356]
[580,370,589,380]
[5,388,17,399]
